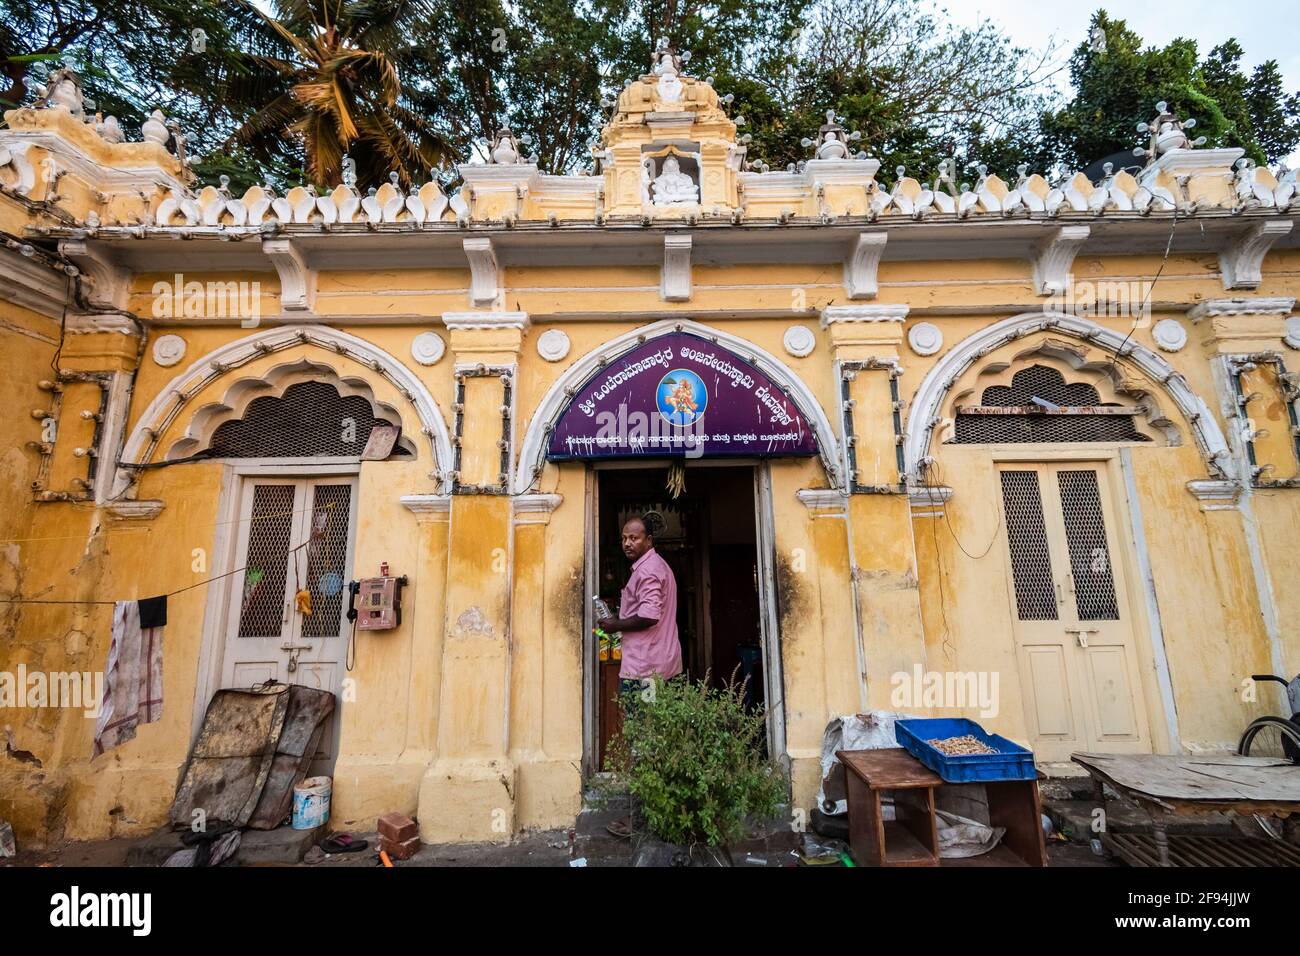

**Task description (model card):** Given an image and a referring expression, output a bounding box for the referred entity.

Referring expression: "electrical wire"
[0,507,333,604]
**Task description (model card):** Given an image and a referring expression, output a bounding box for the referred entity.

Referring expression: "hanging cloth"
[92,596,167,757]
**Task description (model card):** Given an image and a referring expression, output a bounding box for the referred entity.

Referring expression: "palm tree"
[220,0,451,189]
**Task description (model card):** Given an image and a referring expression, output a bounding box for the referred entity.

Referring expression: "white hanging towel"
[93,596,166,757]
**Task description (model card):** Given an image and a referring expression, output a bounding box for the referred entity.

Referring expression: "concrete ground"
[0,774,1263,868]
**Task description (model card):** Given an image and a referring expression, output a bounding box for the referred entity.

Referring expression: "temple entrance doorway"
[588,462,784,772]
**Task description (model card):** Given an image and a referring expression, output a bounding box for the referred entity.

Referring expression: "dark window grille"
[206,380,409,459]
[954,364,1149,444]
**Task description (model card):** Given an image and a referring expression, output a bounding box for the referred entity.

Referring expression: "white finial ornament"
[142,110,169,145]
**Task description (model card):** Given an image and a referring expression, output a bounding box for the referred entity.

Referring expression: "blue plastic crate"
[895,718,1036,782]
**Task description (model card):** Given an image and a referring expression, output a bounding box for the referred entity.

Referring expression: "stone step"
[126,824,324,866]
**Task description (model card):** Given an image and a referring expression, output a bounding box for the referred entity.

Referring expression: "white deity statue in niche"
[651,156,699,206]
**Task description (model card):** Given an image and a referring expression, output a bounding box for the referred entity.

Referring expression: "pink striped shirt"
[618,548,682,680]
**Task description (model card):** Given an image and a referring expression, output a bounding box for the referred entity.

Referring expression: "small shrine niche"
[642,147,701,208]
[597,39,741,216]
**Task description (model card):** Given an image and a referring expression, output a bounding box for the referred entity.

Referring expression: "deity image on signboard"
[656,369,708,426]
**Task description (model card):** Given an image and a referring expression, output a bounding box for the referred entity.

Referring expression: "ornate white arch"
[513,318,844,492]
[902,311,1233,482]
[114,325,453,496]
[163,357,417,460]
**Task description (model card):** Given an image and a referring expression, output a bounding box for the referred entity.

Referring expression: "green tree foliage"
[0,0,233,140]
[1039,11,1300,170]
[3,1,1296,192]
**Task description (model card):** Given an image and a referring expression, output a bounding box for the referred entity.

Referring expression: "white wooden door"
[220,476,358,757]
[998,463,1151,761]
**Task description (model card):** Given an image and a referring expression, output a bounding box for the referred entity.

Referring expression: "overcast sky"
[948,2,1300,104]
[947,2,1300,165]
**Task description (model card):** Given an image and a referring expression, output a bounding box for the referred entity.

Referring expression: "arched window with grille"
[952,364,1151,445]
[200,380,414,460]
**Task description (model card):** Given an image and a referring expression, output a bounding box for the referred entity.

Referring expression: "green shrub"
[606,674,788,848]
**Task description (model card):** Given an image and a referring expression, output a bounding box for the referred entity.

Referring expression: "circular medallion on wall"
[152,334,187,367]
[907,322,943,356]
[1285,316,1300,350]
[537,328,571,362]
[783,324,815,358]
[1152,318,1187,352]
[411,331,445,366]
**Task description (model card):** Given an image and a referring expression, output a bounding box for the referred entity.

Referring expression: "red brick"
[377,812,417,843]
[380,834,420,861]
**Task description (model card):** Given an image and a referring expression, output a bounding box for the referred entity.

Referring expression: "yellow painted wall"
[3,222,1299,850]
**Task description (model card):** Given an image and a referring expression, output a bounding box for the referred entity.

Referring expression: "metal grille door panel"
[1057,470,1120,621]
[237,484,296,638]
[1000,470,1058,621]
[302,483,353,638]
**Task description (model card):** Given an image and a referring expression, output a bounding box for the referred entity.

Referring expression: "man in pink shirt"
[598,515,682,838]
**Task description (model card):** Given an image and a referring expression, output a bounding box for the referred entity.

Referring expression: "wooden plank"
[837,747,943,790]
[1073,752,1300,807]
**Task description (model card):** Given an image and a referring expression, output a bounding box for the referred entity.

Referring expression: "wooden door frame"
[192,459,362,745]
[989,445,1175,755]
[580,459,789,778]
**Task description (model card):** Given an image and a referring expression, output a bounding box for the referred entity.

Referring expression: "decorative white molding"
[261,237,315,313]
[907,322,943,356]
[0,246,69,321]
[0,129,189,198]
[513,493,563,524]
[400,493,452,516]
[1151,319,1187,352]
[57,239,128,309]
[1142,147,1244,180]
[1030,225,1090,296]
[514,318,844,492]
[65,312,137,335]
[1187,296,1296,321]
[1219,220,1293,290]
[908,484,953,517]
[152,333,187,367]
[820,304,909,326]
[441,311,529,331]
[661,234,692,302]
[1186,479,1242,511]
[903,311,1233,482]
[843,232,887,300]
[783,324,816,358]
[106,499,165,520]
[536,328,571,362]
[116,325,454,497]
[411,331,445,365]
[463,237,500,307]
[1285,316,1300,350]
[796,488,848,513]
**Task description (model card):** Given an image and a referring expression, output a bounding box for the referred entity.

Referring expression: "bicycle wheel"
[1238,716,1300,763]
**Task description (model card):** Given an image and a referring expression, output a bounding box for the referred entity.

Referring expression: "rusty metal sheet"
[169,686,290,829]
[246,685,336,829]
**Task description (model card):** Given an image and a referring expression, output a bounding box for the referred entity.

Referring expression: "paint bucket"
[292,776,331,830]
